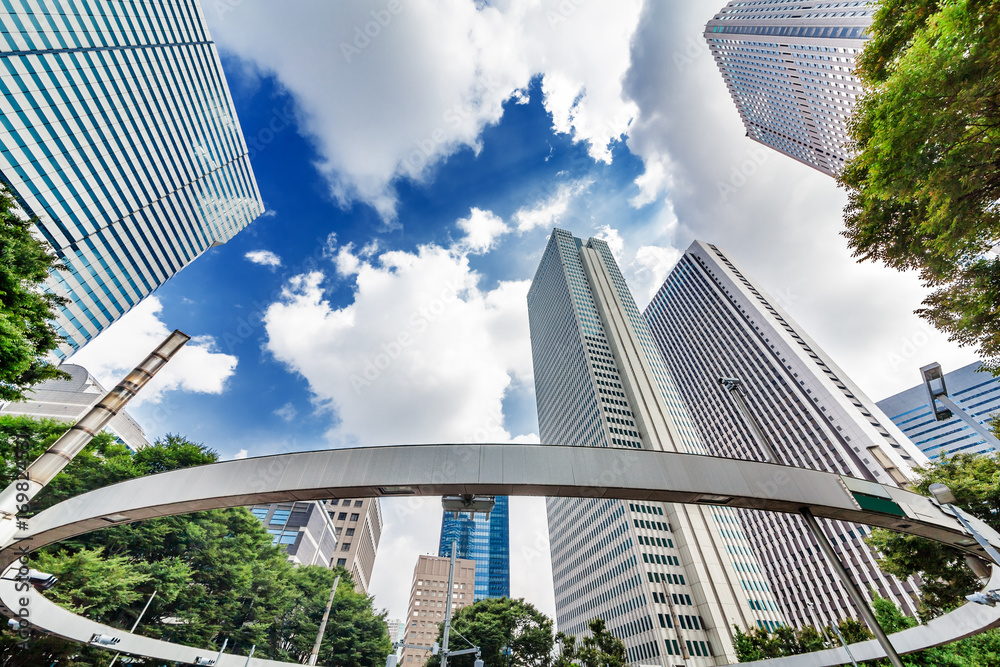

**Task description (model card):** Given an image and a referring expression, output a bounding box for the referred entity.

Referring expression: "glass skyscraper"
[877,362,1000,460]
[704,0,876,175]
[438,495,510,600]
[0,0,263,355]
[642,240,923,629]
[528,229,782,665]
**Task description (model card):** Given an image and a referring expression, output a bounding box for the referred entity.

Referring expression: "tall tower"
[528,229,783,666]
[642,240,923,629]
[0,0,263,355]
[327,497,384,594]
[438,496,510,600]
[704,1,876,175]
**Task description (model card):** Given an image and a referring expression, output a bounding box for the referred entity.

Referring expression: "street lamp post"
[717,376,906,667]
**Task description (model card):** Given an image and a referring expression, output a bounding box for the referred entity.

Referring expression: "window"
[329,499,339,506]
[350,513,360,521]
[338,512,348,520]
[250,508,268,520]
[278,534,297,545]
[346,528,355,536]
[341,543,352,551]
[354,500,364,507]
[337,558,347,566]
[270,510,291,524]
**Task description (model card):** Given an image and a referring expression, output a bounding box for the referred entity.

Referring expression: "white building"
[642,240,923,628]
[0,0,263,355]
[704,1,876,175]
[0,364,148,451]
[528,229,783,666]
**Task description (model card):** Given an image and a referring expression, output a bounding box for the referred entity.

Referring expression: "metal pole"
[441,540,457,667]
[828,619,860,667]
[108,590,157,666]
[935,395,1000,451]
[720,379,783,464]
[0,329,190,543]
[308,575,340,666]
[244,645,255,667]
[800,509,904,667]
[214,637,229,665]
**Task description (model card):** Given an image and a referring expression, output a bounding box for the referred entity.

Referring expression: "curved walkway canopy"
[2,444,999,666]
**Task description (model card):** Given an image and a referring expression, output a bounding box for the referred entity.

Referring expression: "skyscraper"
[528,229,783,665]
[0,0,263,355]
[642,240,923,629]
[249,501,339,567]
[877,362,1000,460]
[704,1,876,175]
[326,497,384,594]
[438,496,510,600]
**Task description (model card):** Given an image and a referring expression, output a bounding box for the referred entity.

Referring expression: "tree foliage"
[0,185,68,401]
[572,619,627,667]
[426,597,555,667]
[840,0,1000,371]
[0,417,391,666]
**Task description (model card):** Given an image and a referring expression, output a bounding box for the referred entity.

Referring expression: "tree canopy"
[0,417,391,666]
[0,185,68,401]
[425,597,555,667]
[840,0,1000,371]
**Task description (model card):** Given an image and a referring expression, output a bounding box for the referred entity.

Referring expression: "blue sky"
[68,0,978,622]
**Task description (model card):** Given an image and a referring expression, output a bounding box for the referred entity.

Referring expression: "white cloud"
[69,297,238,404]
[245,250,282,267]
[233,448,248,460]
[263,227,538,618]
[207,0,643,220]
[593,225,625,262]
[274,402,298,422]
[512,179,592,232]
[457,207,509,254]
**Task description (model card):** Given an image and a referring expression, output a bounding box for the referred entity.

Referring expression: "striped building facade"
[704,1,875,175]
[0,0,263,354]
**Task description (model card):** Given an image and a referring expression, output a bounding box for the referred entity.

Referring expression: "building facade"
[704,1,876,175]
[0,0,263,355]
[0,364,148,450]
[327,497,383,594]
[249,502,339,567]
[401,555,476,666]
[528,229,783,666]
[438,495,510,600]
[877,362,1000,460]
[642,240,923,629]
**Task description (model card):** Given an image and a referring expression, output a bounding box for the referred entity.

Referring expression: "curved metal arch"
[2,443,999,666]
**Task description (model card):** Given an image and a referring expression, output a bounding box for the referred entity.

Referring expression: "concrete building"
[527,229,783,665]
[327,497,383,593]
[387,618,405,647]
[401,555,476,666]
[249,502,339,567]
[0,364,148,450]
[0,0,263,355]
[642,240,923,629]
[704,0,876,175]
[878,362,1000,460]
[438,496,509,601]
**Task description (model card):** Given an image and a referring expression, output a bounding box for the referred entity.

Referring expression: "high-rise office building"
[642,240,924,629]
[0,0,263,355]
[401,555,476,666]
[249,502,339,567]
[326,497,383,594]
[0,364,148,450]
[438,496,510,600]
[877,362,1000,460]
[528,229,783,665]
[704,1,876,175]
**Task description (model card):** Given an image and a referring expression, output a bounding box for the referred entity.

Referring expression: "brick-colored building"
[401,555,476,666]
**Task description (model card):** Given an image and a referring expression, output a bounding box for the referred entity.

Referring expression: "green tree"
[427,598,555,667]
[840,0,1000,371]
[0,417,391,666]
[865,453,998,616]
[574,619,626,667]
[0,185,68,401]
